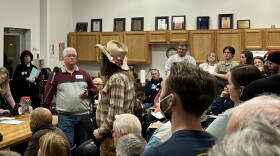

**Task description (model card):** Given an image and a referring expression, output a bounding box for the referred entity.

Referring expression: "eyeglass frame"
[94,83,103,86]
[65,54,77,59]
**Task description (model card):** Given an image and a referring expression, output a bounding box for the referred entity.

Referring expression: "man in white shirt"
[165,42,196,73]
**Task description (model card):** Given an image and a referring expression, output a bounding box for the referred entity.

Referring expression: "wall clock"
[166,47,178,58]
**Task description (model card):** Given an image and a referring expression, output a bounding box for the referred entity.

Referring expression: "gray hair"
[227,94,280,134]
[63,47,77,57]
[113,114,142,136]
[116,133,147,156]
[209,118,280,156]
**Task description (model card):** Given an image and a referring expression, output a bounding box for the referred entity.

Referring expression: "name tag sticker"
[76,75,83,79]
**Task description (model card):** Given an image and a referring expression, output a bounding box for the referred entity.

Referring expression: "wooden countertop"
[0,114,58,149]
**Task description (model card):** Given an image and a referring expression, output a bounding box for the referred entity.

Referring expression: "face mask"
[159,94,172,119]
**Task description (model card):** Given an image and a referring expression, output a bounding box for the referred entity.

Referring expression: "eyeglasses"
[223,51,232,54]
[65,54,77,59]
[94,83,103,86]
[178,48,187,51]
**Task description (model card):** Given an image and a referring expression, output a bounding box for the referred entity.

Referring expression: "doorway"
[3,27,29,77]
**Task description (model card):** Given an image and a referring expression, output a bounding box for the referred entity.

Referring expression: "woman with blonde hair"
[0,67,15,114]
[38,132,71,156]
[199,52,219,74]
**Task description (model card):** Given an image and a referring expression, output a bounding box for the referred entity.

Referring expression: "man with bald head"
[24,107,66,156]
[227,94,280,135]
[92,77,103,112]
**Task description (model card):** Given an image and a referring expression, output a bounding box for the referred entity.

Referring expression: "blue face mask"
[159,94,172,119]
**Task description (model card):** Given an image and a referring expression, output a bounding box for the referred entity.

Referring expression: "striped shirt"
[44,66,96,115]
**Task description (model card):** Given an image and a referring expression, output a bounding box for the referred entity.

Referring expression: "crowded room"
[0,0,280,156]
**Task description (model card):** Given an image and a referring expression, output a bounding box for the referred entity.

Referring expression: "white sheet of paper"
[0,120,24,125]
[0,117,15,120]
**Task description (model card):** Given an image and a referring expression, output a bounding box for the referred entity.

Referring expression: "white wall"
[0,0,40,66]
[72,0,280,79]
[72,0,280,31]
[44,0,73,69]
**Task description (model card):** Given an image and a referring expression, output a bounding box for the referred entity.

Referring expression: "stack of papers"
[0,117,24,125]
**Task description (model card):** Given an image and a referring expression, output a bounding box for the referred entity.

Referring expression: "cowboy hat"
[95,40,129,70]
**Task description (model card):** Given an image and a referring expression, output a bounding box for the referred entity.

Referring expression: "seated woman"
[209,83,234,116]
[206,64,264,139]
[0,67,16,114]
[240,51,253,65]
[199,52,219,74]
[38,132,70,156]
[204,83,234,128]
[253,56,265,72]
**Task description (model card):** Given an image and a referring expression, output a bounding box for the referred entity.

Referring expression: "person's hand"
[212,72,217,77]
[0,109,10,114]
[220,91,229,97]
[80,90,88,99]
[93,103,98,109]
[26,77,35,83]
[93,129,103,140]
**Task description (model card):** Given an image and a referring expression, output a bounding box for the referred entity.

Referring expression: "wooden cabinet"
[123,32,151,64]
[169,31,188,43]
[148,31,188,44]
[216,30,242,61]
[264,29,280,50]
[100,32,123,44]
[148,31,168,43]
[68,32,77,49]
[76,32,100,62]
[67,28,280,64]
[244,29,263,50]
[189,30,216,63]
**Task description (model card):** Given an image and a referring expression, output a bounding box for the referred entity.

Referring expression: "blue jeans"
[58,113,88,149]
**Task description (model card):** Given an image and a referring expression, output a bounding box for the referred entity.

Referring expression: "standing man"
[44,47,96,156]
[144,69,163,110]
[212,46,238,96]
[142,62,217,156]
[165,42,196,74]
[24,107,67,156]
[94,40,135,156]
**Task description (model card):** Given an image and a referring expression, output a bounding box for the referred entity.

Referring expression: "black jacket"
[24,124,66,156]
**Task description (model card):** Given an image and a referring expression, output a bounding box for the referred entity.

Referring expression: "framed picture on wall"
[131,17,144,31]
[171,15,185,30]
[76,22,88,32]
[197,16,209,30]
[91,19,102,32]
[155,16,169,30]
[237,20,250,29]
[114,18,126,32]
[218,14,234,29]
